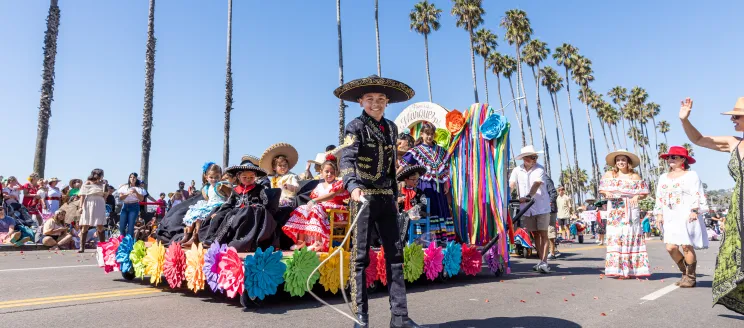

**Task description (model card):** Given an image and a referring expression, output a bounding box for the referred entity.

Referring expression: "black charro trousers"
[350,194,408,316]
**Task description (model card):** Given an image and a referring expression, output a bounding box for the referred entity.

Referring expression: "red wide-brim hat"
[659,146,696,164]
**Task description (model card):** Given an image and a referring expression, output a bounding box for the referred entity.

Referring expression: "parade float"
[98,102,523,309]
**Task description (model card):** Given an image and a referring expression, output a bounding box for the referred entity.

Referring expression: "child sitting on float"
[259,143,300,207]
[396,165,429,243]
[282,154,349,252]
[180,162,232,246]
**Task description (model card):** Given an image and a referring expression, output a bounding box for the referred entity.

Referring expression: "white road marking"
[640,284,679,302]
[0,264,97,273]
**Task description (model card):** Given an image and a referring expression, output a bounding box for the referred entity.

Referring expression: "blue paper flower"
[202,161,216,174]
[203,242,227,293]
[480,111,507,140]
[244,246,287,300]
[115,235,134,273]
[442,241,462,277]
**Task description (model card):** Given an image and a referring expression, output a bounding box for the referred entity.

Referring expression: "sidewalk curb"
[0,244,51,252]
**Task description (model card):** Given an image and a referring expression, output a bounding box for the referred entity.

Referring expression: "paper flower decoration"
[130,240,147,279]
[217,246,245,298]
[244,246,286,300]
[480,111,507,140]
[365,248,378,287]
[434,128,451,149]
[423,242,444,281]
[96,236,121,273]
[115,235,134,274]
[442,241,462,277]
[318,247,350,294]
[460,244,483,276]
[203,242,227,293]
[377,246,387,286]
[143,240,166,286]
[283,247,321,297]
[446,110,465,134]
[163,242,186,289]
[184,243,206,293]
[484,247,504,274]
[403,243,424,283]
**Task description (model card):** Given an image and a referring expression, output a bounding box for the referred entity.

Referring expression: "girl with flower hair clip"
[282,154,350,252]
[181,162,231,246]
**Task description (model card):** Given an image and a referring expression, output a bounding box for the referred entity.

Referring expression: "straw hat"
[48,177,60,183]
[515,145,544,160]
[605,149,641,168]
[333,75,415,103]
[240,154,260,166]
[258,143,298,173]
[308,152,327,166]
[721,97,744,115]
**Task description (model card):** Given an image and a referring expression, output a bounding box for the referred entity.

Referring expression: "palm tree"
[522,39,551,175]
[573,55,599,196]
[32,0,61,177]
[502,55,526,146]
[608,86,628,148]
[451,0,485,103]
[553,43,581,191]
[375,0,381,76]
[646,101,661,150]
[473,28,497,104]
[410,1,442,102]
[658,120,670,144]
[222,0,233,168]
[140,0,157,186]
[540,66,571,173]
[487,52,505,107]
[658,142,669,170]
[501,9,534,145]
[603,102,620,150]
[560,167,588,202]
[590,95,611,153]
[336,0,346,144]
[629,86,649,175]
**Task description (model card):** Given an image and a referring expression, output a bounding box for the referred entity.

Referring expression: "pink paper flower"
[96,236,122,273]
[460,244,482,276]
[423,242,444,281]
[163,242,186,289]
[217,246,245,298]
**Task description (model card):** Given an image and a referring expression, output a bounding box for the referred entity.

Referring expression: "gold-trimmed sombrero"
[226,159,268,177]
[241,154,260,166]
[333,75,415,103]
[396,165,427,182]
[258,143,299,173]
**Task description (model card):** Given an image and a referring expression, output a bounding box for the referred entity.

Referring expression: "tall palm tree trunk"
[33,0,61,177]
[548,93,563,172]
[495,72,504,108]
[483,61,489,104]
[222,0,233,169]
[374,0,381,76]
[531,66,550,175]
[598,121,610,152]
[507,77,526,147]
[608,123,617,150]
[613,124,622,150]
[584,98,599,197]
[140,0,156,187]
[467,26,479,103]
[424,34,432,102]
[337,0,346,144]
[621,117,629,148]
[564,67,581,205]
[551,93,571,173]
[515,46,533,145]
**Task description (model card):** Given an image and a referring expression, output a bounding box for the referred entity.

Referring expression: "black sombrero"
[333,75,415,103]
[396,165,427,182]
[226,159,268,177]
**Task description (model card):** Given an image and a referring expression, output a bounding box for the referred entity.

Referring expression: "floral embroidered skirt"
[604,207,651,278]
[712,198,744,314]
[282,202,347,252]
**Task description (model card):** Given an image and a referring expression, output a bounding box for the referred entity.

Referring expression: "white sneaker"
[538,262,551,274]
[548,253,556,260]
[533,263,541,271]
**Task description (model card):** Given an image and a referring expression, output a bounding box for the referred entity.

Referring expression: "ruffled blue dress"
[183,184,227,226]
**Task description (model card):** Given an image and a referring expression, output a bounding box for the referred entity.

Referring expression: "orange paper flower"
[445,110,465,134]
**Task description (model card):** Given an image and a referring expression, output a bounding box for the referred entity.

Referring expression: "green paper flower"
[435,128,451,148]
[403,243,424,283]
[129,240,147,279]
[283,247,321,297]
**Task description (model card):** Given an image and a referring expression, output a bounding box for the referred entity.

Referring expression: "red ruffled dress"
[282,180,349,251]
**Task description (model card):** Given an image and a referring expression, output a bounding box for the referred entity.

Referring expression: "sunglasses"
[666,155,684,160]
[733,115,741,120]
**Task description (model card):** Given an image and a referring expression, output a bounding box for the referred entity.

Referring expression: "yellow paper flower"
[185,243,206,293]
[318,247,350,294]
[143,241,166,286]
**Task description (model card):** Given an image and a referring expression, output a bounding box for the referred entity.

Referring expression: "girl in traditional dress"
[654,146,708,288]
[181,162,230,246]
[43,178,62,217]
[259,143,300,208]
[22,173,42,226]
[401,122,453,243]
[396,165,428,244]
[595,200,607,246]
[283,155,349,252]
[599,149,651,278]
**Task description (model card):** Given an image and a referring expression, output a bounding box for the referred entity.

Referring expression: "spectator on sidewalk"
[546,176,560,259]
[556,186,572,240]
[78,169,107,253]
[0,207,16,243]
[176,181,189,200]
[42,209,73,250]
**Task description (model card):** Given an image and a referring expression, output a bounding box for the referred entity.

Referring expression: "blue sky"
[1,0,742,195]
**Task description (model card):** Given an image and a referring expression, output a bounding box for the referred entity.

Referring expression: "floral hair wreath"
[202,162,216,174]
[325,154,337,162]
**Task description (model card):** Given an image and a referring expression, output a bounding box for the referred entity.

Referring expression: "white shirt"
[509,163,551,216]
[116,185,147,204]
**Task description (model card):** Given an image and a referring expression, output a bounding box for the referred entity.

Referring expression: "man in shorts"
[545,177,559,259]
[510,145,552,273]
[556,186,572,240]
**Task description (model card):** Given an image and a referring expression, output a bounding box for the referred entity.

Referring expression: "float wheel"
[121,268,135,281]
[240,293,262,309]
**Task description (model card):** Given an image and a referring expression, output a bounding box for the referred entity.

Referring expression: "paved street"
[1,239,742,328]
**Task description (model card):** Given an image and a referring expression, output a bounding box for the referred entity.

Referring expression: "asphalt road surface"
[1,238,742,328]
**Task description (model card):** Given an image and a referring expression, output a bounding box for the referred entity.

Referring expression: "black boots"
[353,313,369,328]
[390,315,425,328]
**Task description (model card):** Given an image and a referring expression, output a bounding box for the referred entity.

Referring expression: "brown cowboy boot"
[674,258,687,286]
[78,229,87,253]
[679,261,697,288]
